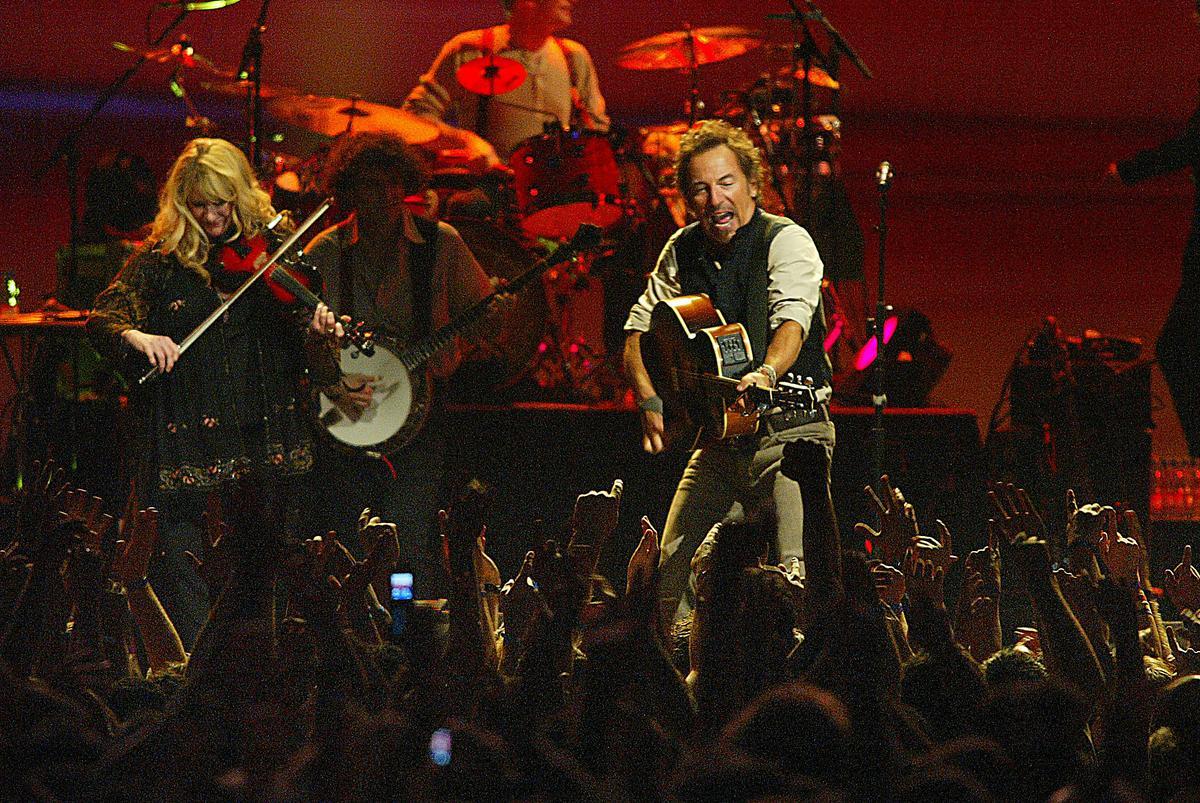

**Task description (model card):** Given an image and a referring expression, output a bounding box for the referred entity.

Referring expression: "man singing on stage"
[623,120,835,620]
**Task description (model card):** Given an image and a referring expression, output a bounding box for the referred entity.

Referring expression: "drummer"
[404,0,609,171]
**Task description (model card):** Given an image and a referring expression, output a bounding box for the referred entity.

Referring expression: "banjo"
[316,223,602,456]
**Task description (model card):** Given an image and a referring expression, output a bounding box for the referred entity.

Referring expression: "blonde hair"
[150,138,275,279]
[675,119,764,196]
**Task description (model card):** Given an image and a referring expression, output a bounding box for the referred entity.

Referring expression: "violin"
[141,200,374,385]
[216,230,376,356]
[218,231,315,306]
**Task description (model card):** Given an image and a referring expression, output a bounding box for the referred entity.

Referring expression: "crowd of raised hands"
[3,452,1200,801]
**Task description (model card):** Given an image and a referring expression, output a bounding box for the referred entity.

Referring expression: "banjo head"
[316,339,430,453]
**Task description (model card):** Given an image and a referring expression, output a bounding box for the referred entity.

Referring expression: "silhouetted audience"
[2,451,1200,801]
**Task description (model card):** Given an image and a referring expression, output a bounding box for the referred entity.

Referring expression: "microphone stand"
[35,5,191,303]
[237,0,271,172]
[871,163,893,481]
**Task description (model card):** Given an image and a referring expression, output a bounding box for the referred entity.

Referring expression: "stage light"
[853,315,898,371]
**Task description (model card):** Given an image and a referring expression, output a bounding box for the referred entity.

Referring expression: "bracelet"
[759,364,778,387]
[636,395,664,415]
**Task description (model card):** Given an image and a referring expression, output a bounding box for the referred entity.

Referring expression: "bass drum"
[446,217,548,396]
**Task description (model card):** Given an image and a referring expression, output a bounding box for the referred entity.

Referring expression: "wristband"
[759,364,778,387]
[637,395,664,415]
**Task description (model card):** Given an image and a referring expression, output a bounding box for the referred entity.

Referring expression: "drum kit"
[113,10,866,403]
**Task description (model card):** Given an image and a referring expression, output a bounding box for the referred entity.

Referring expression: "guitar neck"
[683,371,815,409]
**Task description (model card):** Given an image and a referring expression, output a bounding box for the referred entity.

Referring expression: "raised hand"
[1120,510,1155,593]
[475,533,503,633]
[1014,627,1042,658]
[441,481,490,579]
[570,479,624,570]
[912,519,958,572]
[966,520,1003,596]
[1064,490,1107,553]
[15,459,69,541]
[626,516,660,598]
[903,545,946,611]
[60,488,114,556]
[988,483,1047,543]
[871,561,906,606]
[1099,529,1143,586]
[854,474,919,566]
[1164,545,1200,612]
[780,434,833,489]
[184,491,231,593]
[111,508,160,587]
[1005,532,1055,586]
[500,550,544,648]
[1165,627,1200,676]
[954,565,1002,662]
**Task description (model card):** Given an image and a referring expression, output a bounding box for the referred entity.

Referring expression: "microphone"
[876,161,893,188]
[158,0,241,10]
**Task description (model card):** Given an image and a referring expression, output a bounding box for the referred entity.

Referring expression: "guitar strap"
[408,215,439,339]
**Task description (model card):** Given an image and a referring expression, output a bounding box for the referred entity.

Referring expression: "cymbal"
[456,54,527,96]
[199,74,292,100]
[617,26,765,71]
[263,93,440,145]
[775,63,840,90]
[113,39,222,76]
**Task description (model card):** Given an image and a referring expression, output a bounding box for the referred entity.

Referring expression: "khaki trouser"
[657,416,836,621]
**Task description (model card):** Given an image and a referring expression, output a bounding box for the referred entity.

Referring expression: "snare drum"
[508,129,623,239]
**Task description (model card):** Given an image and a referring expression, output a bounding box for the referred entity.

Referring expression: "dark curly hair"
[320,132,430,211]
[675,118,764,196]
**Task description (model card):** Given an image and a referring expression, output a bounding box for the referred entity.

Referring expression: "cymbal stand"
[871,161,894,480]
[529,254,617,401]
[683,24,702,126]
[784,0,822,225]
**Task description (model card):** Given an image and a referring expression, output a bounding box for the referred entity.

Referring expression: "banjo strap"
[336,215,439,340]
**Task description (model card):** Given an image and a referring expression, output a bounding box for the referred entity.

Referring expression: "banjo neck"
[396,222,601,371]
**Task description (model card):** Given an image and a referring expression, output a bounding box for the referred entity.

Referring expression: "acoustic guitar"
[641,294,821,450]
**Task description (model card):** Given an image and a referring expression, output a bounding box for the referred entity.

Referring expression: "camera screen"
[390,572,414,602]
